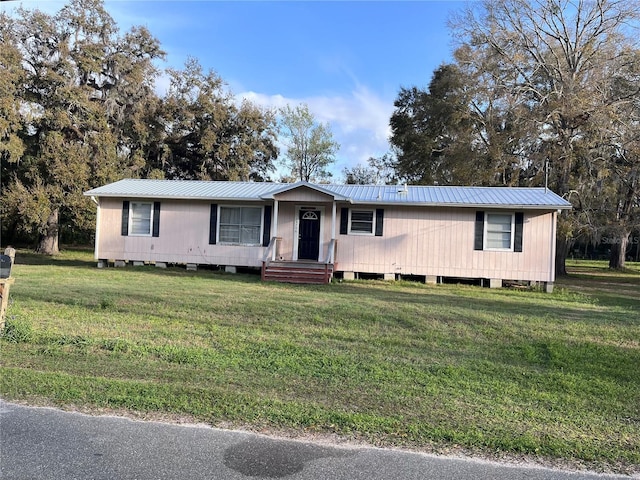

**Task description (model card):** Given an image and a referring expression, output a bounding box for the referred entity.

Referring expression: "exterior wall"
[96,198,267,267]
[275,203,295,260]
[335,206,556,283]
[95,196,557,282]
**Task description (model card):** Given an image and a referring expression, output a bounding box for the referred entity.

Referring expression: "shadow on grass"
[12,248,265,283]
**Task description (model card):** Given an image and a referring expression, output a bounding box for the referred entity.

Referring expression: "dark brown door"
[298,210,320,260]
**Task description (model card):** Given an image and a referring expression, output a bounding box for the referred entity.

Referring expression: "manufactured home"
[84,179,571,291]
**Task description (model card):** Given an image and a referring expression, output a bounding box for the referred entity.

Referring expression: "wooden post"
[0,247,16,331]
[0,278,15,331]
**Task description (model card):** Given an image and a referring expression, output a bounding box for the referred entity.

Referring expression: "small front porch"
[261,237,337,284]
[259,182,345,284]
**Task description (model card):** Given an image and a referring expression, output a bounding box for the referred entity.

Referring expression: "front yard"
[1,250,638,474]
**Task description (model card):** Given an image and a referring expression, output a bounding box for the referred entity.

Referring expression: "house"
[84,179,572,291]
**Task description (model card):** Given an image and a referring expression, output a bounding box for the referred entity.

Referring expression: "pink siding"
[335,207,556,282]
[96,198,266,267]
[276,203,296,259]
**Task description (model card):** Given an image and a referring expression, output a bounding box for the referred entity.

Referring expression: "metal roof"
[329,184,572,209]
[85,179,278,200]
[85,179,571,210]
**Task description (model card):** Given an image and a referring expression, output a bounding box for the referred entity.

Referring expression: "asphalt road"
[0,400,634,480]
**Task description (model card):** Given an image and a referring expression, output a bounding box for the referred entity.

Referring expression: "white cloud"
[153,71,172,98]
[237,86,394,177]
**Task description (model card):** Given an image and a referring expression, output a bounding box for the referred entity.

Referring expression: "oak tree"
[1,0,164,253]
[156,58,278,181]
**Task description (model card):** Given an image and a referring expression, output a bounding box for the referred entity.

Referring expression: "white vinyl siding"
[485,213,514,250]
[349,210,375,235]
[130,202,153,236]
[219,206,262,245]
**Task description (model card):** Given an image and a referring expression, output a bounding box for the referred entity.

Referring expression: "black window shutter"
[209,204,218,245]
[152,202,161,237]
[262,205,272,247]
[474,211,484,250]
[514,212,524,252]
[375,209,384,236]
[121,201,130,236]
[340,208,349,235]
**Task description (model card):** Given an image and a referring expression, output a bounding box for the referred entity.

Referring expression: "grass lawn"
[1,249,639,474]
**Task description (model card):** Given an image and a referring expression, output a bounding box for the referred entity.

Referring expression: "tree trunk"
[608,231,629,270]
[555,236,569,276]
[36,209,59,255]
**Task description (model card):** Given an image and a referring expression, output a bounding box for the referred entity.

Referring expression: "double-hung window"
[340,207,384,236]
[219,206,262,245]
[349,210,375,235]
[130,202,153,236]
[474,211,523,252]
[484,213,514,250]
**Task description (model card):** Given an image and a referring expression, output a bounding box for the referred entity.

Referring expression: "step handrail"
[261,237,279,281]
[322,239,337,283]
[323,238,336,265]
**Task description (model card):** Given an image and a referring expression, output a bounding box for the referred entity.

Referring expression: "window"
[130,202,153,236]
[485,213,514,250]
[349,210,375,234]
[121,201,160,237]
[340,208,384,236]
[219,206,262,245]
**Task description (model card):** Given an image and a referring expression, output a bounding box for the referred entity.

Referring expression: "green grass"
[1,249,639,473]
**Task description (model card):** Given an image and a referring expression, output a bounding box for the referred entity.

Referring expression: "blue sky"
[3,0,466,178]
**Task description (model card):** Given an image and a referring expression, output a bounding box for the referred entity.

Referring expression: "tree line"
[2,0,638,271]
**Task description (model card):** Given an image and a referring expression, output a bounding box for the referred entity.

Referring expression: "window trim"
[128,201,154,237]
[348,209,376,236]
[217,205,264,246]
[483,212,515,251]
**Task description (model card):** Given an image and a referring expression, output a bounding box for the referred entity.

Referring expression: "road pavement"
[0,400,634,480]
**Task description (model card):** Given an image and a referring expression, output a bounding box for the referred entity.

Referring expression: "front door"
[298,210,321,260]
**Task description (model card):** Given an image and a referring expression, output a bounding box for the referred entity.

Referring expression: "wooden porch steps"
[262,261,334,284]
